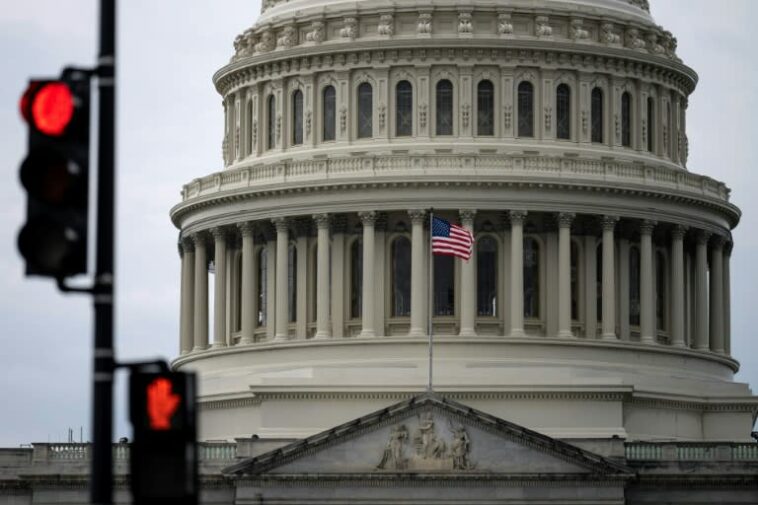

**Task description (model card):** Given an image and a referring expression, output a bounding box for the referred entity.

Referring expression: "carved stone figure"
[254,30,275,53]
[340,17,358,39]
[625,28,645,49]
[450,425,472,470]
[419,104,427,129]
[378,104,386,131]
[646,32,665,54]
[277,25,297,49]
[498,13,513,36]
[417,13,432,35]
[377,425,408,470]
[378,14,394,36]
[458,13,473,35]
[662,30,678,59]
[414,412,446,459]
[535,16,552,37]
[462,103,470,129]
[305,21,325,44]
[570,19,589,40]
[602,23,621,44]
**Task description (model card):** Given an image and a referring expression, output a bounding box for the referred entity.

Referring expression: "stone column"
[509,210,527,338]
[295,219,310,340]
[459,210,477,337]
[694,230,711,350]
[670,225,687,348]
[193,233,209,351]
[330,215,347,339]
[179,237,195,355]
[211,228,228,348]
[313,214,332,339]
[723,243,732,355]
[273,217,290,341]
[709,236,725,354]
[409,209,427,337]
[238,223,257,345]
[640,220,656,344]
[557,213,575,338]
[601,216,618,340]
[618,238,630,340]
[359,211,377,338]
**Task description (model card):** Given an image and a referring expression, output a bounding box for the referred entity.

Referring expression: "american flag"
[431,216,474,260]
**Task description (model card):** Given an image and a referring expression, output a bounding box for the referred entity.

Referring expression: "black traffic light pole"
[92,0,116,503]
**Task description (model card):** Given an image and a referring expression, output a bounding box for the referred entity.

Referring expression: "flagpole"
[427,209,434,392]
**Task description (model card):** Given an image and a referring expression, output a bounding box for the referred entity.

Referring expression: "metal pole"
[427,210,433,392]
[92,1,116,503]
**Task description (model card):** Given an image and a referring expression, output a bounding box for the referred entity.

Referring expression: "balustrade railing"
[625,442,758,462]
[34,442,237,464]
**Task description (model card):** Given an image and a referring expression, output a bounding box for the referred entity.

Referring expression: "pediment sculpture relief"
[377,412,474,471]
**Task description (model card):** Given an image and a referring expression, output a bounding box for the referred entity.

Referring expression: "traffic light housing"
[18,70,91,278]
[129,371,198,505]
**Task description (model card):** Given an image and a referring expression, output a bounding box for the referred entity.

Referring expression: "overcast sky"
[0,1,756,446]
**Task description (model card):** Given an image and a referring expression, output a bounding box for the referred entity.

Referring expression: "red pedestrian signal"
[146,377,181,430]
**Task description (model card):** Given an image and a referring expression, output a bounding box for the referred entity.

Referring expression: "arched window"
[291,90,303,146]
[357,83,373,139]
[396,80,413,137]
[434,255,455,316]
[524,237,540,318]
[517,81,534,138]
[629,246,641,327]
[570,240,579,321]
[647,96,655,153]
[323,86,336,142]
[656,251,667,332]
[556,84,571,140]
[477,236,497,316]
[258,248,267,326]
[288,243,297,323]
[267,94,276,150]
[621,91,631,147]
[477,80,494,136]
[391,237,411,316]
[350,239,363,319]
[591,87,604,143]
[435,79,454,135]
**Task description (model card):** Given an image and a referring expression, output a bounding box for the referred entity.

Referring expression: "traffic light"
[18,69,91,278]
[129,371,198,505]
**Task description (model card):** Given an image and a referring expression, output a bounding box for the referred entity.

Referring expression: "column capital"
[181,236,195,252]
[192,231,208,246]
[696,229,712,245]
[312,213,331,229]
[711,234,727,249]
[556,212,575,229]
[671,224,688,240]
[640,219,657,235]
[272,217,289,233]
[509,210,527,225]
[601,215,619,231]
[724,239,734,256]
[358,211,377,226]
[210,227,228,240]
[237,221,255,237]
[408,209,427,225]
[459,209,477,225]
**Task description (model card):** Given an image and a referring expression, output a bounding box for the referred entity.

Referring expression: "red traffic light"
[20,82,75,137]
[146,377,182,431]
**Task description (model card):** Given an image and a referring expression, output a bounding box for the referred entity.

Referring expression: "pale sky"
[0,0,756,446]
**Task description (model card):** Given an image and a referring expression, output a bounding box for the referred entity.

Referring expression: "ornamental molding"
[216,39,695,100]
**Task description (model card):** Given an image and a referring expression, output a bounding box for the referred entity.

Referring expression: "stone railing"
[625,442,758,462]
[31,442,237,464]
[179,154,731,207]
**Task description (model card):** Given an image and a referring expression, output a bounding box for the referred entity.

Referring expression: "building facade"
[2,0,758,503]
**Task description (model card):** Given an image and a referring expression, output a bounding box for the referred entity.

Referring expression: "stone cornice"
[169,153,739,231]
[215,41,696,98]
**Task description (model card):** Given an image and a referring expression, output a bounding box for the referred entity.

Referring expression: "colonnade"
[178,210,732,357]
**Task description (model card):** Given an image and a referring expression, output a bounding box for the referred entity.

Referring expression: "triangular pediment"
[223,394,632,478]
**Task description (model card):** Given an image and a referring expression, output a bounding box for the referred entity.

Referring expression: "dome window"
[357,83,373,139]
[396,81,413,137]
[323,86,336,142]
[517,81,534,138]
[477,80,494,136]
[621,91,632,147]
[435,80,454,136]
[556,84,571,140]
[292,90,303,146]
[591,87,604,143]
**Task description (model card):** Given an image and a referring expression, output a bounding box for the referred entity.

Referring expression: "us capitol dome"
[164,0,758,500]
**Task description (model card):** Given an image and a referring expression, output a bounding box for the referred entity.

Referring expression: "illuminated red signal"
[21,82,75,137]
[146,377,181,431]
